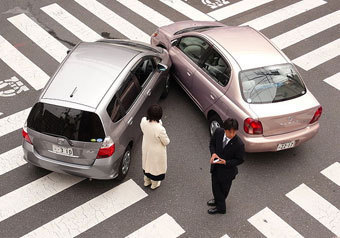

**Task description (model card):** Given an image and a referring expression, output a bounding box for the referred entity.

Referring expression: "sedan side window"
[178,36,209,64]
[202,49,231,86]
[134,58,156,87]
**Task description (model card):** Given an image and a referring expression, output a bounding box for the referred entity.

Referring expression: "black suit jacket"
[209,128,245,180]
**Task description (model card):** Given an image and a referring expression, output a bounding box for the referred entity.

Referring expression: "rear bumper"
[22,141,121,180]
[241,123,320,152]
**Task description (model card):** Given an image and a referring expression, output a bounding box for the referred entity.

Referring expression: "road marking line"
[286,184,340,236]
[208,0,274,21]
[0,35,49,90]
[160,0,215,21]
[0,146,26,176]
[0,76,29,97]
[125,213,185,238]
[0,172,84,223]
[116,0,173,27]
[220,234,231,238]
[271,11,340,49]
[293,38,340,71]
[242,0,326,30]
[75,0,150,43]
[323,73,340,91]
[0,112,3,116]
[41,3,101,42]
[0,107,31,138]
[321,162,340,186]
[8,13,68,63]
[248,207,303,238]
[22,179,147,238]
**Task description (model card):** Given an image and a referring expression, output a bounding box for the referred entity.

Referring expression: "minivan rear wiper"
[40,132,73,146]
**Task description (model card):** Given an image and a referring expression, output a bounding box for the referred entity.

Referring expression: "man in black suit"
[207,118,245,214]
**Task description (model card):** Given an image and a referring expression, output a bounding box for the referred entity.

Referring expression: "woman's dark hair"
[147,104,163,122]
[222,118,239,130]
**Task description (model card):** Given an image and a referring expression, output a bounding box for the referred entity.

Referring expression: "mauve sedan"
[151,21,322,152]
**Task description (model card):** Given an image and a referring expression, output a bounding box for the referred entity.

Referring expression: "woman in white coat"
[140,104,170,189]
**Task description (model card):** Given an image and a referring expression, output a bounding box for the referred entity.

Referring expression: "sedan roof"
[203,26,287,70]
[42,42,139,109]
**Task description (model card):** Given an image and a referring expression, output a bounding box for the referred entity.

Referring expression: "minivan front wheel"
[209,114,223,136]
[117,146,131,181]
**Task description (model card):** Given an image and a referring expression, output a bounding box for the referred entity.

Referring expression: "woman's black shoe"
[208,207,226,215]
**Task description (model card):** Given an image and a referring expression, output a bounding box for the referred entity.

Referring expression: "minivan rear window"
[239,64,306,104]
[27,102,105,142]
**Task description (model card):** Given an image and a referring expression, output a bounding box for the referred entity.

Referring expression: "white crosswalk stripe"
[0,172,84,223]
[22,179,147,238]
[242,0,327,30]
[208,0,274,21]
[321,162,340,186]
[8,13,68,63]
[324,73,340,91]
[248,207,303,238]
[0,107,31,138]
[220,234,231,238]
[0,35,49,90]
[286,183,340,236]
[293,38,340,71]
[0,146,26,176]
[160,0,215,21]
[271,11,340,49]
[41,3,101,42]
[125,213,185,238]
[75,0,150,43]
[116,0,173,27]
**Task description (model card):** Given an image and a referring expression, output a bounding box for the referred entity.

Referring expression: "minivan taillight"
[22,126,32,144]
[244,118,263,135]
[96,136,115,159]
[309,106,322,124]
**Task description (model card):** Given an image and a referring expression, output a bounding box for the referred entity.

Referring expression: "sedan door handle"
[146,89,152,96]
[127,117,133,126]
[210,94,215,100]
[186,71,192,77]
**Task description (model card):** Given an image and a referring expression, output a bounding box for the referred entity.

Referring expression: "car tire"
[160,73,170,99]
[208,114,223,137]
[116,146,132,181]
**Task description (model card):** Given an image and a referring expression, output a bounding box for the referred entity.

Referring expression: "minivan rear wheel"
[209,114,223,136]
[117,146,131,181]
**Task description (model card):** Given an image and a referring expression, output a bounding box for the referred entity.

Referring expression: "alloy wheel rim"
[210,120,220,136]
[121,151,131,175]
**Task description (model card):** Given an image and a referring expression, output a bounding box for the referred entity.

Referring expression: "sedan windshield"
[239,64,306,104]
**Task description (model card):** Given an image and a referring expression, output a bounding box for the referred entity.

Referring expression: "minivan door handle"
[146,89,152,96]
[127,117,133,126]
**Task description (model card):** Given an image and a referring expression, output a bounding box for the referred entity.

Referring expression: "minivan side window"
[107,73,142,122]
[202,49,231,86]
[178,36,209,64]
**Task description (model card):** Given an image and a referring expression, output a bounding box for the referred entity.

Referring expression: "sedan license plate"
[52,144,73,156]
[277,141,295,151]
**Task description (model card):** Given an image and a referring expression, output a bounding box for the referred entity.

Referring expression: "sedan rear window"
[27,102,105,142]
[239,64,306,104]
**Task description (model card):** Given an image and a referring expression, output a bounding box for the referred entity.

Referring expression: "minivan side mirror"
[157,63,168,72]
[171,39,179,47]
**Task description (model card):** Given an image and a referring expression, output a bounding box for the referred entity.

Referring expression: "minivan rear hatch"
[27,102,105,165]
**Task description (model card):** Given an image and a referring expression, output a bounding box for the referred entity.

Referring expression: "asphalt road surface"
[0,0,339,237]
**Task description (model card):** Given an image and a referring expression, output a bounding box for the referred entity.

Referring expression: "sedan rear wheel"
[209,114,223,136]
[117,146,131,181]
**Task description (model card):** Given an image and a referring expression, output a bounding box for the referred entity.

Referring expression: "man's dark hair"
[222,118,239,130]
[147,104,163,122]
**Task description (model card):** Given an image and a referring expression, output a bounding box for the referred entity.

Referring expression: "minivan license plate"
[52,144,73,156]
[277,141,295,151]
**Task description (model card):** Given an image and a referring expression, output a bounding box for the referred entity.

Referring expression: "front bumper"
[242,123,320,152]
[22,141,121,180]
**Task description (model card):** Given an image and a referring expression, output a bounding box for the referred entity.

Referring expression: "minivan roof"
[42,42,139,109]
[203,26,287,70]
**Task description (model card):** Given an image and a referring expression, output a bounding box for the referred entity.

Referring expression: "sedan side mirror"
[171,39,179,47]
[157,63,168,72]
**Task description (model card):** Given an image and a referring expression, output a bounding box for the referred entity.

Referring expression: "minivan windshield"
[27,102,105,142]
[239,64,306,104]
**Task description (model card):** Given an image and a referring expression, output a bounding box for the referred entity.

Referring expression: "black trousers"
[211,173,233,212]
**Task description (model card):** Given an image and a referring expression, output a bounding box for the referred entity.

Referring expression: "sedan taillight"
[244,118,263,135]
[96,136,115,159]
[309,106,322,124]
[22,126,32,144]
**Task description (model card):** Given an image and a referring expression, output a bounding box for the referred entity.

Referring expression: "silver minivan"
[22,39,171,180]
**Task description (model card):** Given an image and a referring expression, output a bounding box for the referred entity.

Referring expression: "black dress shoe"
[207,199,216,206]
[208,207,226,215]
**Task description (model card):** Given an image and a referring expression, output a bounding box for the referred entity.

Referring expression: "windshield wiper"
[41,132,73,146]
